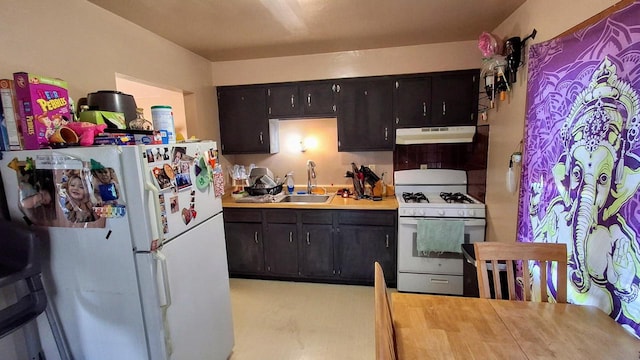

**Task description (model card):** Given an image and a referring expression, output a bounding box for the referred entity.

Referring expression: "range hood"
[395,126,476,145]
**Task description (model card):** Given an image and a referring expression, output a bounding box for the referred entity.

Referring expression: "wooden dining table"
[391,292,640,359]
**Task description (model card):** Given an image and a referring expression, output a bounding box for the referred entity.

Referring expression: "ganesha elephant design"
[530,58,640,317]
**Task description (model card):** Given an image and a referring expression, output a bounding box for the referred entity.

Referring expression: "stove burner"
[440,192,474,204]
[402,192,429,203]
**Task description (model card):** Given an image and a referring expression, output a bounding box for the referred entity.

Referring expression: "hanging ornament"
[478,32,500,58]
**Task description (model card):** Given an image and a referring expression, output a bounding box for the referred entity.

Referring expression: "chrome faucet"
[307,160,316,194]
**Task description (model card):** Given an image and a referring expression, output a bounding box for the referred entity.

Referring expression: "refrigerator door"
[136,214,234,360]
[0,147,153,360]
[131,141,222,250]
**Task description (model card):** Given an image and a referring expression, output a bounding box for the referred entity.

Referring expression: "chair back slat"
[491,260,502,299]
[540,260,548,302]
[506,260,516,300]
[374,262,396,360]
[474,242,568,303]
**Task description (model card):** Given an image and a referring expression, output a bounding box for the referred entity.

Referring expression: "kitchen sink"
[277,194,334,203]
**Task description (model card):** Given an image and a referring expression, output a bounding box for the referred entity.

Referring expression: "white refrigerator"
[0,141,234,360]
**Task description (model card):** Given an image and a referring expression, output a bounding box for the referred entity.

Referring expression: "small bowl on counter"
[231,191,248,200]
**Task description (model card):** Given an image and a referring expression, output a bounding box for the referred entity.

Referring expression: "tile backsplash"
[393,125,488,201]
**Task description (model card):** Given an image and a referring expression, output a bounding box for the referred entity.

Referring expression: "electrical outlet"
[420,164,428,169]
[368,164,376,172]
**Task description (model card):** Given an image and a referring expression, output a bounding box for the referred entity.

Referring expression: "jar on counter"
[129,108,153,130]
[151,105,176,144]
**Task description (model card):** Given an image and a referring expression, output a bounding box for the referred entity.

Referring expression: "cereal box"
[0,79,23,150]
[13,72,71,149]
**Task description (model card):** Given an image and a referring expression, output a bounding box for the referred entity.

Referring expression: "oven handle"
[399,218,486,227]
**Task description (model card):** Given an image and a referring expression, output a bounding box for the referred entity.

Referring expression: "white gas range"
[394,169,486,295]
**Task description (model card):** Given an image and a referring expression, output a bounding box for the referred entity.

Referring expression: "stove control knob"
[468,210,475,217]
[458,210,464,216]
[438,210,445,216]
[417,210,425,216]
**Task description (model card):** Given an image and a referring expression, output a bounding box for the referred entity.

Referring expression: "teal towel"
[416,219,465,255]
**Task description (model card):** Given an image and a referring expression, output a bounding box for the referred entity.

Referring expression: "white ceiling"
[88,0,525,62]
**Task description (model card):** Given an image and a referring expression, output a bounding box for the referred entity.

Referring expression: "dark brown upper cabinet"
[336,77,394,152]
[217,85,271,154]
[300,81,336,117]
[216,69,479,154]
[393,75,433,128]
[267,83,299,118]
[267,81,336,119]
[430,70,479,126]
[394,70,479,128]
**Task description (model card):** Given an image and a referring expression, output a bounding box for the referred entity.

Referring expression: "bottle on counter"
[286,172,295,194]
[380,172,387,197]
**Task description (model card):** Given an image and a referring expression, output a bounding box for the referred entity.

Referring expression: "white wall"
[0,1,216,358]
[212,41,480,85]
[485,0,619,242]
[0,0,217,142]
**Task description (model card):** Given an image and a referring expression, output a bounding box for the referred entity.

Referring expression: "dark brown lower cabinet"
[336,225,395,283]
[264,223,298,275]
[300,223,335,278]
[224,222,264,275]
[223,208,397,285]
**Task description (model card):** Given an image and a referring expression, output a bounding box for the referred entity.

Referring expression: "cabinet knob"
[289,232,293,242]
[306,232,310,245]
[395,117,399,125]
[291,94,295,107]
[259,132,263,144]
[386,234,390,248]
[307,94,311,107]
[384,127,388,141]
[254,232,259,244]
[423,102,427,117]
[442,101,446,116]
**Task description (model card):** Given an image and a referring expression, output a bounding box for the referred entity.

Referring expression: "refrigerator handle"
[144,179,165,245]
[153,250,172,307]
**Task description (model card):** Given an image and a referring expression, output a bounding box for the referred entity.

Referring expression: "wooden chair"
[374,262,396,360]
[473,242,567,303]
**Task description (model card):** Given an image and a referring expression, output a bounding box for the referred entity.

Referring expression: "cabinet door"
[217,86,270,154]
[430,70,479,126]
[337,78,394,151]
[394,76,432,128]
[224,222,264,275]
[267,83,300,118]
[300,224,334,278]
[300,81,336,117]
[264,223,298,276]
[336,225,395,283]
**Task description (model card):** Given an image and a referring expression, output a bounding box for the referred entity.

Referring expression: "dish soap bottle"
[286,172,295,194]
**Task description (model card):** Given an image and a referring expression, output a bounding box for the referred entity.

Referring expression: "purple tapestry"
[518,1,640,337]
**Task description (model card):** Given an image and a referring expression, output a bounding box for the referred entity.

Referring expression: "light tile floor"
[228,279,375,360]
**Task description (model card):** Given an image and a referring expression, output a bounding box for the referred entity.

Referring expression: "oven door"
[397,217,486,275]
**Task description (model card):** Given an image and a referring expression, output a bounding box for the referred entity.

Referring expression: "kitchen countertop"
[222,193,398,210]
